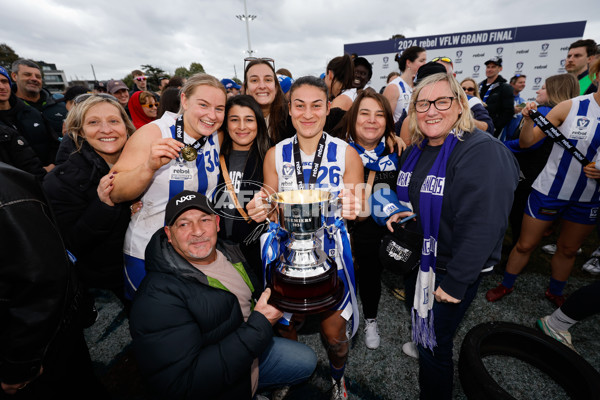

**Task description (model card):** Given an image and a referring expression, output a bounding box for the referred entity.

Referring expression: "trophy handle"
[264,192,278,223]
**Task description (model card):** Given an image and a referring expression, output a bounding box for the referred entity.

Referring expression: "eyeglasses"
[134,76,147,81]
[461,86,475,93]
[73,93,117,105]
[414,96,456,113]
[142,103,159,108]
[244,57,276,72]
[432,56,453,64]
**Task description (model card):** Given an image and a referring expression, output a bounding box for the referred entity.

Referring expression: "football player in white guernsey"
[110,74,226,300]
[248,76,363,400]
[487,59,600,307]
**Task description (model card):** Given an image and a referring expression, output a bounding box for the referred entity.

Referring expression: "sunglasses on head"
[432,56,453,64]
[135,76,147,81]
[73,93,117,105]
[244,57,276,72]
[142,102,159,109]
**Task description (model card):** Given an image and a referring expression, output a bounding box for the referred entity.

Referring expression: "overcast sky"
[2,0,599,83]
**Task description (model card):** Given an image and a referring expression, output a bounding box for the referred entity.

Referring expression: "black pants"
[561,280,600,321]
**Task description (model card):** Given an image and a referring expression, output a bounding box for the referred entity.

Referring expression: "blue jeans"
[257,337,317,390]
[405,270,482,400]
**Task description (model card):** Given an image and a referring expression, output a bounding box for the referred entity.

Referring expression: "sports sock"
[330,361,345,382]
[501,271,518,289]
[548,307,578,332]
[549,277,567,296]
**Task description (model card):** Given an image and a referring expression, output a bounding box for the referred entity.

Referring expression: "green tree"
[174,66,190,78]
[189,62,205,75]
[0,43,19,71]
[141,64,166,91]
[232,77,242,85]
[122,74,133,90]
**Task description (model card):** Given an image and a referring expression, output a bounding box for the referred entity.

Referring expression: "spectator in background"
[501,74,527,141]
[156,86,180,118]
[460,78,481,99]
[130,69,148,95]
[158,76,170,95]
[276,67,293,78]
[383,46,427,124]
[221,78,241,98]
[63,86,90,113]
[107,79,131,119]
[128,91,158,129]
[0,162,109,399]
[479,56,514,137]
[565,39,598,95]
[93,81,108,94]
[10,59,68,135]
[277,74,294,102]
[0,66,58,172]
[166,76,185,89]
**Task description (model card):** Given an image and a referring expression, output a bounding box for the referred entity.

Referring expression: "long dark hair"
[345,90,395,146]
[221,95,271,163]
[327,54,354,97]
[243,59,288,143]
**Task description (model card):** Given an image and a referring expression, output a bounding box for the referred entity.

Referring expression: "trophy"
[266,189,345,314]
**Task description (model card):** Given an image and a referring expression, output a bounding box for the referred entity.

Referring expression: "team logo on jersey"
[282,163,294,178]
[570,117,591,140]
[516,62,524,71]
[496,47,504,55]
[591,208,598,219]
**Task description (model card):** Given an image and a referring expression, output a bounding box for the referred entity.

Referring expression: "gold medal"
[181,145,197,162]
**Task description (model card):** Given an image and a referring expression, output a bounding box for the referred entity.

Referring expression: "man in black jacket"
[0,66,59,171]
[11,59,67,135]
[478,57,514,138]
[129,190,316,399]
[0,162,108,399]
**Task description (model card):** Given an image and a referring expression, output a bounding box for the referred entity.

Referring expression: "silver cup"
[266,189,344,313]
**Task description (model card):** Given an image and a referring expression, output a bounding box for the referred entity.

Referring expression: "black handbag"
[379,222,423,275]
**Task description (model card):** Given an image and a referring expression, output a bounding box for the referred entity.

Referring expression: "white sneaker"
[331,376,348,400]
[364,319,380,349]
[402,341,419,359]
[541,244,582,255]
[591,245,600,258]
[582,257,600,275]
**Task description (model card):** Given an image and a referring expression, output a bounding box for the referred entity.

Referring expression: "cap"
[277,75,294,94]
[107,79,128,94]
[484,57,502,67]
[221,78,241,90]
[64,85,90,102]
[415,62,447,85]
[94,80,107,90]
[0,66,12,86]
[164,190,215,226]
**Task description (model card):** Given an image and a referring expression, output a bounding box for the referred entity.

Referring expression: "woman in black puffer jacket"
[43,94,136,310]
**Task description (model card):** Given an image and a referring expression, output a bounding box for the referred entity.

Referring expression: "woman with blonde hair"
[110,73,227,300]
[43,94,135,308]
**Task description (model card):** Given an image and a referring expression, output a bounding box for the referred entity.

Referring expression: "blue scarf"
[349,136,398,171]
[396,133,458,350]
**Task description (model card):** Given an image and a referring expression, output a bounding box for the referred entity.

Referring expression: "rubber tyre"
[458,321,600,400]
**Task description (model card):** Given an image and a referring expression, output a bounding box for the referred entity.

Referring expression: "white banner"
[345,21,586,102]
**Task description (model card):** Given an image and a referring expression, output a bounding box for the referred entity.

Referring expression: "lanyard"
[292,133,327,190]
[529,109,591,166]
[175,114,207,160]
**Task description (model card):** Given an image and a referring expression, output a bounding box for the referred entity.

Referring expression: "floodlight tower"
[236,0,257,57]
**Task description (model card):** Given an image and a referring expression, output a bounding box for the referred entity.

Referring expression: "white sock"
[548,308,578,332]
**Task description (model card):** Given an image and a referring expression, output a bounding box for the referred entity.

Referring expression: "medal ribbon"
[292,133,327,190]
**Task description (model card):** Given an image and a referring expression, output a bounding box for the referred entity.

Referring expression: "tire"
[458,321,600,400]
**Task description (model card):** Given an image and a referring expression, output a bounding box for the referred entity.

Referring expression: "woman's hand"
[340,188,360,220]
[1,367,43,395]
[145,138,184,172]
[584,163,600,180]
[385,211,416,232]
[434,286,461,304]
[521,102,538,120]
[387,134,407,155]
[97,172,116,206]
[246,191,272,223]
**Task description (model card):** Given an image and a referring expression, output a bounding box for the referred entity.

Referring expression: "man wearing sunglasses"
[478,57,514,138]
